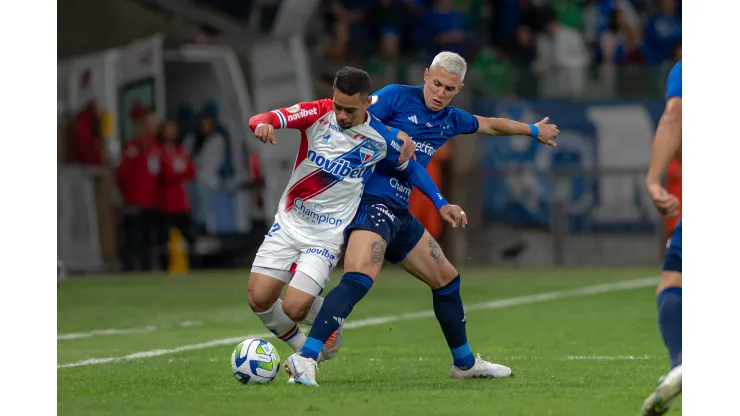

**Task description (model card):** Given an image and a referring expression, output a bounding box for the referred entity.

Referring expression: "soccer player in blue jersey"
[285,51,559,386]
[641,60,682,416]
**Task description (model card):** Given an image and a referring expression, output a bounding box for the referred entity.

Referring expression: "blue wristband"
[528,124,539,138]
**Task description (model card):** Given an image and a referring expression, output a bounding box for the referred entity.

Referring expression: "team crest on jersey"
[286,104,301,114]
[360,147,375,163]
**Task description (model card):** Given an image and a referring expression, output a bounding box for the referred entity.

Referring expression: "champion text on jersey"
[389,177,412,198]
[292,199,344,227]
[287,107,318,122]
[307,149,371,179]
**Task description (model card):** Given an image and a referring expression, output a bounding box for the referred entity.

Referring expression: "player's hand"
[254,123,277,145]
[647,183,680,217]
[439,204,468,229]
[535,117,559,147]
[396,131,417,163]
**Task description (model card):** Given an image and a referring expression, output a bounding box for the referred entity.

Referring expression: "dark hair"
[333,66,372,97]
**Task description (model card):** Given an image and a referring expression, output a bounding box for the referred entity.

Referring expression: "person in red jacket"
[116,109,162,271]
[158,120,196,252]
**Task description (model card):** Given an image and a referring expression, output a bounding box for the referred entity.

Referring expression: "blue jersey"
[364,84,479,207]
[662,60,682,272]
[666,60,682,100]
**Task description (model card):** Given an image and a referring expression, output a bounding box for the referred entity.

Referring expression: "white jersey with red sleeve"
[263,98,409,247]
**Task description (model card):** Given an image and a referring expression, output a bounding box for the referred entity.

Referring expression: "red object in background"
[159,143,196,213]
[73,103,104,165]
[664,146,682,241]
[116,137,162,209]
[408,142,453,240]
[249,152,264,209]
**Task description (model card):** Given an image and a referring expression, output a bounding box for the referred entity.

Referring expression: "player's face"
[332,89,371,129]
[423,67,463,111]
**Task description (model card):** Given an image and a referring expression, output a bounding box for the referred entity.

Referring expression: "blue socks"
[657,287,682,368]
[433,275,475,370]
[299,272,374,360]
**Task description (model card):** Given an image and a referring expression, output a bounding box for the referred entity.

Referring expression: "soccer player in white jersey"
[285,52,558,386]
[246,67,466,363]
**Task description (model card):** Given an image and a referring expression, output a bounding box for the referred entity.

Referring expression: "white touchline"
[58,277,658,369]
[57,321,204,340]
[565,355,655,360]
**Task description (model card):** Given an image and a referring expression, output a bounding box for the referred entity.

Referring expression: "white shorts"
[251,221,342,292]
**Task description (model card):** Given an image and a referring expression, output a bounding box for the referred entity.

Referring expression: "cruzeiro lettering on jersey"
[284,139,382,211]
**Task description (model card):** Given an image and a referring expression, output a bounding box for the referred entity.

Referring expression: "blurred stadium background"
[57,0,681,274]
[57,2,682,413]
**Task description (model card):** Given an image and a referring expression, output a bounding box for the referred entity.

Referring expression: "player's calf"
[297,230,385,361]
[656,271,682,369]
[401,231,477,371]
[282,283,320,322]
[248,271,308,352]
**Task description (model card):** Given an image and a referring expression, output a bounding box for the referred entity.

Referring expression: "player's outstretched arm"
[474,115,559,147]
[248,100,331,145]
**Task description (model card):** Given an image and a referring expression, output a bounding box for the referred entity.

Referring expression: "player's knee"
[282,300,310,322]
[247,287,274,313]
[247,276,279,313]
[656,270,682,295]
[423,263,459,290]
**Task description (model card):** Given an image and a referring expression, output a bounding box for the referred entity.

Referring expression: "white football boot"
[450,354,513,379]
[285,353,320,386]
[641,364,682,416]
[285,324,343,382]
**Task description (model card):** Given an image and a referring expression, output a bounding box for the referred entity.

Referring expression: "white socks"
[254,299,307,351]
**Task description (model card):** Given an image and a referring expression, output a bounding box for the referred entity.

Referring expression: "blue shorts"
[662,219,682,272]
[344,196,425,264]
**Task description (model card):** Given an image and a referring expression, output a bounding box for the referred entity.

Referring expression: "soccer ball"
[231,338,281,384]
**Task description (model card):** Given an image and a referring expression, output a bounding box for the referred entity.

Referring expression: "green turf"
[58,266,680,415]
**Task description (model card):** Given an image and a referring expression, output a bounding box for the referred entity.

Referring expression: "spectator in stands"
[158,121,196,262]
[328,0,376,62]
[512,24,538,96]
[644,0,681,63]
[600,8,644,66]
[116,109,162,272]
[367,0,408,59]
[73,101,105,166]
[532,8,589,97]
[420,0,472,60]
[487,0,523,55]
[184,101,236,234]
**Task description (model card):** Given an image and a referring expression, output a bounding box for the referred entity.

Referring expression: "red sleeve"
[116,142,138,190]
[249,99,333,132]
[183,153,196,181]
